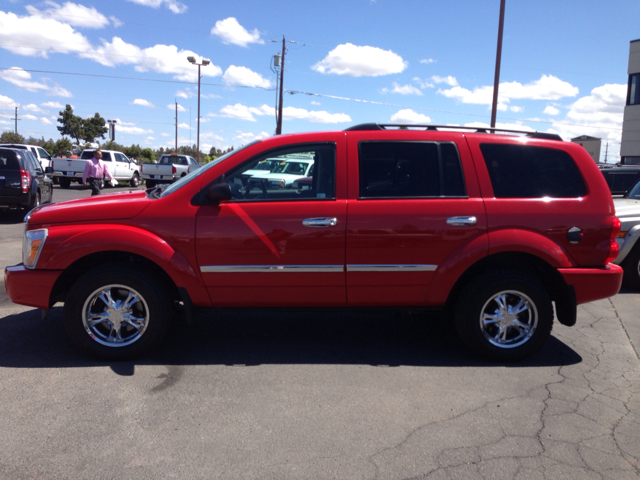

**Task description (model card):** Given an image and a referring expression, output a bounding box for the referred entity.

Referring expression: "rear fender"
[37,225,210,305]
[487,229,572,267]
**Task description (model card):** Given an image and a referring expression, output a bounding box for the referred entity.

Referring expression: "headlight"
[23,229,48,269]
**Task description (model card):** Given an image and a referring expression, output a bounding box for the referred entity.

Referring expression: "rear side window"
[480,144,586,198]
[358,141,466,198]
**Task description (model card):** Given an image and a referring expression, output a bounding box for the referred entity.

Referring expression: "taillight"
[140,163,144,172]
[20,169,31,193]
[605,217,621,264]
[172,165,177,175]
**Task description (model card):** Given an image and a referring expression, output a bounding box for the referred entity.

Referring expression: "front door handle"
[303,217,338,227]
[446,216,477,226]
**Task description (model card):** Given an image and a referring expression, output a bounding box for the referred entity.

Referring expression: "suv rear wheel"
[454,270,553,361]
[64,264,174,359]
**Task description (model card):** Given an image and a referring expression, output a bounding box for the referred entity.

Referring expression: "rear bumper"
[4,264,62,309]
[558,264,623,305]
[0,193,31,208]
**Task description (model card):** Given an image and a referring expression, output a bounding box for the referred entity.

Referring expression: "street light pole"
[187,56,210,163]
[490,0,506,129]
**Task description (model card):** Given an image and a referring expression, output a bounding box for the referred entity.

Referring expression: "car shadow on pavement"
[0,306,582,375]
[0,210,26,225]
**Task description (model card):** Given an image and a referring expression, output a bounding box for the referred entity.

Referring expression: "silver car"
[613,180,640,289]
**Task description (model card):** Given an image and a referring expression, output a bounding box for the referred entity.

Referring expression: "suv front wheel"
[454,270,553,361]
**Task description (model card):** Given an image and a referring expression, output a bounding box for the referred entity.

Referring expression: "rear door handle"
[303,217,338,227]
[446,216,477,226]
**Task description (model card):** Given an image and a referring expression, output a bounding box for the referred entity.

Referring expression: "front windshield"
[157,141,258,198]
[627,180,640,199]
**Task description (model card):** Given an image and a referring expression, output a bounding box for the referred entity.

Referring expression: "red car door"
[345,131,488,306]
[195,137,348,307]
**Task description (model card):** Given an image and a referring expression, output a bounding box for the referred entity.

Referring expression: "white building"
[571,135,601,163]
[621,39,640,165]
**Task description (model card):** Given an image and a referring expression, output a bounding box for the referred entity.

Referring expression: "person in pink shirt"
[82,150,113,196]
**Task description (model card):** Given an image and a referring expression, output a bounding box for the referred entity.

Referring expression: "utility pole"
[276,35,286,135]
[490,0,506,129]
[175,100,178,153]
[604,142,609,163]
[14,106,19,134]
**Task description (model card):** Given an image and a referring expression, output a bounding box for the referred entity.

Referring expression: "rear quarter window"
[480,144,587,198]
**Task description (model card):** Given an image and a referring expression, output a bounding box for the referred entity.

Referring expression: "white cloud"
[110,16,123,27]
[420,58,435,64]
[547,84,625,149]
[118,125,153,135]
[0,11,94,57]
[510,106,524,113]
[26,2,110,29]
[40,117,52,125]
[125,0,187,14]
[0,67,72,97]
[544,105,560,115]
[23,114,38,120]
[382,82,423,96]
[211,17,263,47]
[234,131,270,143]
[176,88,194,99]
[146,136,155,140]
[22,103,47,113]
[112,118,136,126]
[282,106,351,123]
[311,101,321,105]
[223,66,272,88]
[215,103,350,123]
[413,77,434,89]
[132,98,155,108]
[41,101,64,108]
[312,43,407,77]
[431,75,458,86]
[178,123,192,129]
[161,132,170,137]
[168,103,186,112]
[0,95,18,109]
[390,109,431,124]
[85,38,222,82]
[439,75,578,106]
[200,131,225,142]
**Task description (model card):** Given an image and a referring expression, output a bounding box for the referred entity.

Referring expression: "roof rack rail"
[344,123,563,141]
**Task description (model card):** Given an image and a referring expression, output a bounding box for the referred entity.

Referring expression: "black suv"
[0,147,53,211]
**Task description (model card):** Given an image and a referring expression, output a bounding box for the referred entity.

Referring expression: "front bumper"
[558,264,623,305]
[4,264,62,309]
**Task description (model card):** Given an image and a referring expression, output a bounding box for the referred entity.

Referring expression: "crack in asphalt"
[366,302,640,480]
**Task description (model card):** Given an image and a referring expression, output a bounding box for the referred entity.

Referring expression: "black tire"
[621,245,640,291]
[130,173,140,188]
[454,270,553,361]
[59,178,71,189]
[64,264,174,360]
[146,180,156,189]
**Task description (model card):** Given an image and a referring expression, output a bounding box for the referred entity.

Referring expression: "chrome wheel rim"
[82,284,150,347]
[479,290,538,349]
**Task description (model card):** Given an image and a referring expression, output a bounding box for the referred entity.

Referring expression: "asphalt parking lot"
[0,183,639,480]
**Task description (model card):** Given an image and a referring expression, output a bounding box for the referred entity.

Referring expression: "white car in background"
[248,157,314,190]
[613,179,640,290]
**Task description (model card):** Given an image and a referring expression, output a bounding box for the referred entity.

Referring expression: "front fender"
[36,224,210,306]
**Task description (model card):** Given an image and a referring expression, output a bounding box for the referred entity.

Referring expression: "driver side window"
[212,143,336,202]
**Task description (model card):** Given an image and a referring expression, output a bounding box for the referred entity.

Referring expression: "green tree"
[101,141,125,152]
[53,138,73,156]
[40,138,56,155]
[82,113,108,144]
[141,148,155,162]
[0,131,26,143]
[57,105,84,144]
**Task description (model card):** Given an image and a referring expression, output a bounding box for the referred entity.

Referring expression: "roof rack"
[344,123,563,141]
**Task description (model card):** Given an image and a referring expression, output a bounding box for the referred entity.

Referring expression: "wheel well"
[446,252,567,308]
[50,251,180,306]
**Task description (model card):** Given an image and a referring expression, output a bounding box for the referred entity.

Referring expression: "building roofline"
[631,38,640,43]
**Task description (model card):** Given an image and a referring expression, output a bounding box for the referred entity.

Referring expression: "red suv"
[5,124,623,361]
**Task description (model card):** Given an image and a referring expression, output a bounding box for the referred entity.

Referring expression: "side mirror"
[206,183,232,204]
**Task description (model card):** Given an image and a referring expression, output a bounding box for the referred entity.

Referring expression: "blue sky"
[0,0,638,160]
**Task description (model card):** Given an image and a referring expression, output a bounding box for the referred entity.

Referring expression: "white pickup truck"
[52,149,141,188]
[247,156,314,190]
[141,154,200,188]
